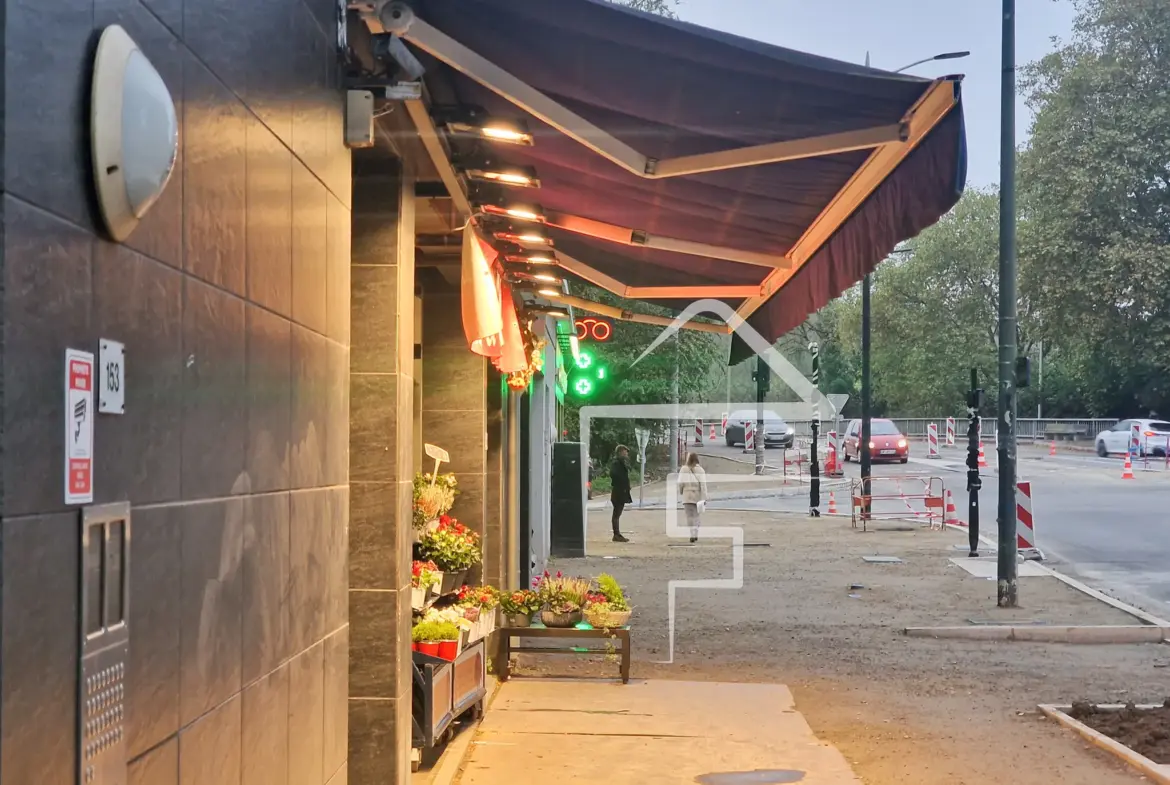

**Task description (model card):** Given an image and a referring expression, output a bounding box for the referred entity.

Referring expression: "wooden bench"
[498,624,631,684]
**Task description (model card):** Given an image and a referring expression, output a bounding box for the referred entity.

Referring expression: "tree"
[562,282,725,462]
[829,191,1040,416]
[610,0,679,18]
[1020,0,1170,416]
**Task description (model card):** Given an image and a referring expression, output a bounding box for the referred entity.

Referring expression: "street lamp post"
[857,49,971,524]
[997,0,1020,608]
[893,50,971,74]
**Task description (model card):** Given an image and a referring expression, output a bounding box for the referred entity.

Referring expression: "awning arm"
[736,78,960,320]
[649,123,908,178]
[389,4,904,180]
[546,211,790,270]
[625,285,760,299]
[404,97,473,217]
[401,85,781,292]
[555,293,730,335]
[553,252,631,299]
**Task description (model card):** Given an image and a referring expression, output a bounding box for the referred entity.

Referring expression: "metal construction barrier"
[794,417,1119,443]
[850,474,945,532]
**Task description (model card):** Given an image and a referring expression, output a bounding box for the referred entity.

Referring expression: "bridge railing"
[785,417,1118,442]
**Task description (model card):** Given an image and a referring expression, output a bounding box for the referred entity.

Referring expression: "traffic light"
[568,349,608,399]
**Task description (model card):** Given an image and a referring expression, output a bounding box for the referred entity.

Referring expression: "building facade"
[0,1,551,783]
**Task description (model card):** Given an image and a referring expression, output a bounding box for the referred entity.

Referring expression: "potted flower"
[499,589,542,627]
[457,585,501,641]
[584,573,632,629]
[411,560,440,610]
[422,606,474,647]
[417,516,482,593]
[412,620,461,660]
[412,472,458,530]
[533,572,592,628]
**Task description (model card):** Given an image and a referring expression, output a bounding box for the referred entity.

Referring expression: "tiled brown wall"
[0,1,350,785]
[420,292,492,585]
[348,153,415,783]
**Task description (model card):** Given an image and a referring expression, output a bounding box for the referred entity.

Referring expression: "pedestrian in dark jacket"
[609,445,633,542]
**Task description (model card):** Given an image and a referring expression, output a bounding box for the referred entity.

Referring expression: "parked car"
[724,409,795,448]
[1095,419,1170,457]
[842,418,909,463]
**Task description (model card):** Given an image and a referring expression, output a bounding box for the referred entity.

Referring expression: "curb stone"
[904,625,1170,643]
[1039,704,1170,784]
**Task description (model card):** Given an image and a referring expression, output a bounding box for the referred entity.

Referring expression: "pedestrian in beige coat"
[679,452,708,543]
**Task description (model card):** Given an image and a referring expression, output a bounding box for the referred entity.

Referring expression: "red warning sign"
[65,348,94,504]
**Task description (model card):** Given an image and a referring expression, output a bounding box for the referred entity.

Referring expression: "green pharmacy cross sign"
[569,349,608,399]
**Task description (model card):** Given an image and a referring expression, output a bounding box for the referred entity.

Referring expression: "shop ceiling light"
[494,230,553,247]
[463,163,540,189]
[480,202,546,223]
[446,116,534,146]
[528,307,569,319]
[503,252,556,264]
[537,287,561,298]
[506,270,562,286]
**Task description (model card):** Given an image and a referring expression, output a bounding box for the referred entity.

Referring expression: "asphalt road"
[695,438,1170,612]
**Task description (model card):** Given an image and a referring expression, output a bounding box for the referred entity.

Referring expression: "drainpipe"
[505,389,522,590]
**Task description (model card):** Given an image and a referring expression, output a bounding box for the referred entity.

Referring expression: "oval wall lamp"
[91,25,179,242]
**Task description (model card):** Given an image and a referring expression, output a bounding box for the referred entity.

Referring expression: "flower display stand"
[498,623,631,684]
[410,639,487,771]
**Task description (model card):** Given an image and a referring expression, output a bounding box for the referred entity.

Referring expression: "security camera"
[376,0,415,35]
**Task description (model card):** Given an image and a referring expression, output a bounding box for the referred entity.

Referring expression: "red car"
[842,418,909,463]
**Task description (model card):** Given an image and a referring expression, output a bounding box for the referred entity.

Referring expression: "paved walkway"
[455,679,862,785]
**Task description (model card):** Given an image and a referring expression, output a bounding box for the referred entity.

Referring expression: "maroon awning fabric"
[415,0,967,360]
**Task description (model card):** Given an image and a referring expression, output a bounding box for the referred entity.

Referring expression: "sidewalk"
[455,679,862,785]
[509,508,1170,785]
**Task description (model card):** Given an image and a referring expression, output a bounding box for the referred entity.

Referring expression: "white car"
[1095,419,1170,457]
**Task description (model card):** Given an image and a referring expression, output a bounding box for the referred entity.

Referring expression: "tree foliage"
[1019,0,1170,415]
[814,0,1170,419]
[562,282,725,462]
[609,0,679,18]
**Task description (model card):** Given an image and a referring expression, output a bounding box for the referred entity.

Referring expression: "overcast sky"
[675,0,1078,187]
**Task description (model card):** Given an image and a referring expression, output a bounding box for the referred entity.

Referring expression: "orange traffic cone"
[945,490,962,526]
[1122,454,1135,480]
[709,424,716,440]
[978,442,988,468]
[827,492,838,515]
[1049,441,1057,457]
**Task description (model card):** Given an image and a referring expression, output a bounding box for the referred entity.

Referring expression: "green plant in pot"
[533,572,592,627]
[498,589,542,627]
[412,620,462,660]
[584,573,632,629]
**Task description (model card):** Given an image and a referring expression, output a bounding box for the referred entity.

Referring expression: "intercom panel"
[78,502,131,785]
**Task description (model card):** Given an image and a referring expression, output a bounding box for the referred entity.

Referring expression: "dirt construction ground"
[517,508,1170,785]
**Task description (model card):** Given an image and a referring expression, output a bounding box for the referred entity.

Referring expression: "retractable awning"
[377,0,967,362]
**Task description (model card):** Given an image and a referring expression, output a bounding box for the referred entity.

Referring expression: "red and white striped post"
[742,420,755,454]
[694,419,703,446]
[1016,480,1043,560]
[927,423,940,459]
[825,430,838,475]
[720,412,728,436]
[945,417,955,447]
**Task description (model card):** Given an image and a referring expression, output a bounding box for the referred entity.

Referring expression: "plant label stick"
[424,443,450,486]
